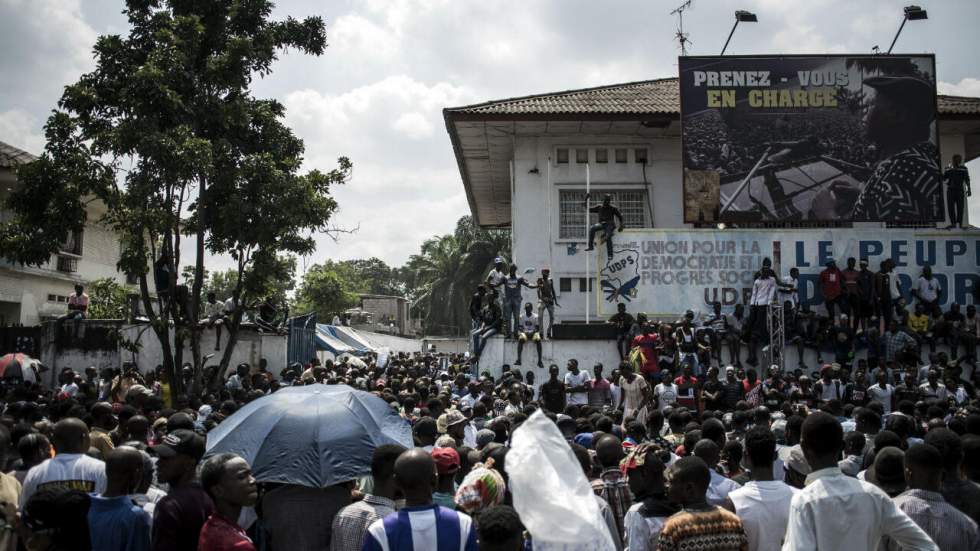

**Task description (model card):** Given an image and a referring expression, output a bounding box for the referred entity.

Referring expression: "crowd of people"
[3,246,978,551]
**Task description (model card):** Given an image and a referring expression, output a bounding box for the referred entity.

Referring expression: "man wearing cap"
[431,447,460,509]
[151,429,213,551]
[444,410,470,448]
[486,258,508,304]
[944,154,972,229]
[851,75,942,222]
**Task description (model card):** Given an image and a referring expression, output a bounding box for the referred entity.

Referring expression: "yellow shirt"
[908,313,929,333]
[0,472,21,551]
[89,427,115,456]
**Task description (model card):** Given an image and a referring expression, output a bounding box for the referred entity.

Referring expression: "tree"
[0,1,346,401]
[402,216,510,335]
[86,278,132,320]
[292,262,359,320]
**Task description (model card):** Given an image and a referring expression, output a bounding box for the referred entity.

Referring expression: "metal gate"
[286,313,317,367]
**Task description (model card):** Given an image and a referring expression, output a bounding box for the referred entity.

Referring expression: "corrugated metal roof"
[445,77,979,118]
[0,141,37,168]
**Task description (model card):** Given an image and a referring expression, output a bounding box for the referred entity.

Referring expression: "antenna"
[671,0,694,56]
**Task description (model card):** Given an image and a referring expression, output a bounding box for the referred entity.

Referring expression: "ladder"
[765,303,786,372]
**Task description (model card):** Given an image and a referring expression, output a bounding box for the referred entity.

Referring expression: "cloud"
[0,110,44,153]
[0,0,98,114]
[939,78,980,97]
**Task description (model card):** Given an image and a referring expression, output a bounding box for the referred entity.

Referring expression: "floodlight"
[888,5,928,53]
[721,10,758,55]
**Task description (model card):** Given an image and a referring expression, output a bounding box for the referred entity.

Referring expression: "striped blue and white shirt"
[362,504,478,551]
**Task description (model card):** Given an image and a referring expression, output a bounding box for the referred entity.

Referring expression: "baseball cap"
[150,429,205,461]
[431,447,460,475]
[445,409,468,428]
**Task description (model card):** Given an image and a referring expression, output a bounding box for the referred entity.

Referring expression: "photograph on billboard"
[679,55,941,224]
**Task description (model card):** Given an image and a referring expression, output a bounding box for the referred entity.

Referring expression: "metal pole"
[585,163,591,325]
[887,15,908,54]
[720,20,739,55]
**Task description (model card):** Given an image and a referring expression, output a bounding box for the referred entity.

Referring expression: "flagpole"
[585,163,591,325]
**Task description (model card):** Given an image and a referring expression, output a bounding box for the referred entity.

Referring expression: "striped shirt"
[657,506,748,551]
[890,489,979,551]
[592,468,633,546]
[331,494,397,551]
[362,504,477,551]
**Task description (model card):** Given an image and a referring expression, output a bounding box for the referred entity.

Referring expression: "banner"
[679,55,941,224]
[596,229,979,317]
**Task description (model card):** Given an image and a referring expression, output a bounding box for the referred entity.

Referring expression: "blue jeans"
[504,296,522,335]
[472,326,497,358]
[588,221,616,259]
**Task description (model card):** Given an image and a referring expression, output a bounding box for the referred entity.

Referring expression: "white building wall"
[511,135,683,322]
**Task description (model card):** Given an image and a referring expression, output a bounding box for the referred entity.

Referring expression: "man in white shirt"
[563,359,592,406]
[782,412,937,551]
[912,266,941,310]
[653,372,679,412]
[486,257,507,305]
[778,268,800,311]
[866,370,896,415]
[693,440,741,506]
[20,418,107,507]
[515,302,543,368]
[747,259,777,366]
[725,425,799,551]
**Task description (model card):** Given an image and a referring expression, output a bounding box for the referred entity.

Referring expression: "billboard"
[679,55,941,224]
[595,229,979,318]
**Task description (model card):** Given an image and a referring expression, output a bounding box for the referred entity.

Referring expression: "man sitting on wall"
[516,302,543,368]
[57,283,89,341]
[199,292,228,351]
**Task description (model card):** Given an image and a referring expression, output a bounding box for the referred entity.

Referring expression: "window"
[578,278,593,292]
[559,189,649,239]
[559,278,572,293]
[634,148,649,164]
[48,294,68,303]
[595,149,608,163]
[60,229,83,256]
[615,148,628,163]
[126,272,139,285]
[556,148,569,164]
[575,149,589,164]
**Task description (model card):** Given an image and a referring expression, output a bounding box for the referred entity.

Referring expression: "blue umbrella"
[205,384,412,488]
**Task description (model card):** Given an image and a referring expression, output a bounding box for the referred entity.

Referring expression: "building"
[356,294,415,336]
[444,76,980,374]
[0,141,133,326]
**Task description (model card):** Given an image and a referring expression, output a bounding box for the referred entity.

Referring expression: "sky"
[1,0,979,276]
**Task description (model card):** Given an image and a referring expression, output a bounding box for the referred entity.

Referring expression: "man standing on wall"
[537,268,559,339]
[944,154,971,229]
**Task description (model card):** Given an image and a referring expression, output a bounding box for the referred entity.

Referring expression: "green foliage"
[402,215,510,335]
[292,262,360,320]
[86,278,132,320]
[0,0,340,395]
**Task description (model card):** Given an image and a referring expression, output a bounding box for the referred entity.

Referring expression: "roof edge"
[444,77,680,114]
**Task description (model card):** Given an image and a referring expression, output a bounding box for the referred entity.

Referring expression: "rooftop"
[445,77,980,226]
[0,141,37,168]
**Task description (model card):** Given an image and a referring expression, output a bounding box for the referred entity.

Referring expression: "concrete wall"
[38,320,287,386]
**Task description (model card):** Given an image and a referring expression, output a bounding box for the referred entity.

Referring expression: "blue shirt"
[88,494,151,551]
[363,504,478,551]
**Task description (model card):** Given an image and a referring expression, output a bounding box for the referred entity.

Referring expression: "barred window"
[559,189,648,239]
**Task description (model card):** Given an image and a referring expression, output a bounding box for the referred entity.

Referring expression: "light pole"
[721,10,757,55]
[887,5,927,54]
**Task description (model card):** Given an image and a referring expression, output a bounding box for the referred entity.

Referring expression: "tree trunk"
[188,177,208,397]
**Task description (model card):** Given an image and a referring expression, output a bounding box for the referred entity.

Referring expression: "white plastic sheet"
[506,410,617,551]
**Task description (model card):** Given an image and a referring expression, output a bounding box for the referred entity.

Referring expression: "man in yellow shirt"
[89,402,116,456]
[907,303,933,355]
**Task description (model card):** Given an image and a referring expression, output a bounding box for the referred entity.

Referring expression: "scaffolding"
[765,303,786,371]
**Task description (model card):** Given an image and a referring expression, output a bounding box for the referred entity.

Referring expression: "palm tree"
[405,216,510,335]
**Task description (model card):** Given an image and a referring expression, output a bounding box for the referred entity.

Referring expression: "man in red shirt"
[631,326,660,382]
[673,362,700,411]
[819,259,844,324]
[199,453,258,551]
[840,257,861,328]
